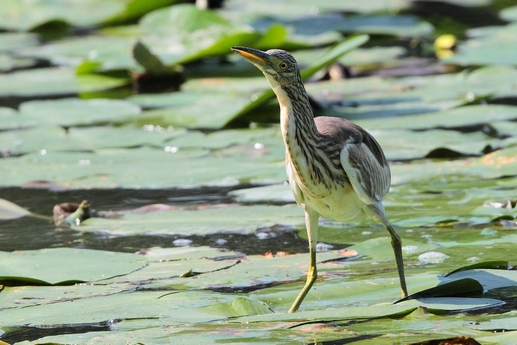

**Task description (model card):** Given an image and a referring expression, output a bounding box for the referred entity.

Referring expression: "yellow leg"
[366,204,408,299]
[289,208,319,313]
[386,224,408,298]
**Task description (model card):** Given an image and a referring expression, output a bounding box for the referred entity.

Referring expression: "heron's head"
[231,46,300,88]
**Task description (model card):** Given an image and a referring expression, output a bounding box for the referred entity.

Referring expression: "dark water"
[0,186,311,255]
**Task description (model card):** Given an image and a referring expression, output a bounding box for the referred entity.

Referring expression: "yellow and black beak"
[231,46,271,70]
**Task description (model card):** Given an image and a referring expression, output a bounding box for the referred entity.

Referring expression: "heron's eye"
[279,62,288,70]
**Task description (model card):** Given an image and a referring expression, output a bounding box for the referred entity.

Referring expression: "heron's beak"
[231,46,271,70]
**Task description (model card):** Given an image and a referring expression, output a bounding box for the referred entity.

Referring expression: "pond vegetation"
[0,0,517,344]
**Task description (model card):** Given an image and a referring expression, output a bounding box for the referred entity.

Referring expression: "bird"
[231,46,408,313]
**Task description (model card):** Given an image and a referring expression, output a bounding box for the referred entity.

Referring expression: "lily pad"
[0,0,124,31]
[443,23,517,66]
[355,105,517,131]
[336,14,434,37]
[0,248,147,285]
[0,67,128,97]
[220,0,413,22]
[198,297,272,317]
[0,0,178,32]
[0,53,36,72]
[0,283,135,310]
[0,122,182,155]
[139,4,262,66]
[74,204,304,236]
[0,290,223,327]
[16,35,140,70]
[0,145,286,189]
[19,98,142,127]
[0,32,39,51]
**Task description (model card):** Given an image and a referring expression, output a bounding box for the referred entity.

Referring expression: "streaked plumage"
[232,46,408,313]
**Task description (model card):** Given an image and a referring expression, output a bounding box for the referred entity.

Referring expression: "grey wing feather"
[340,135,391,205]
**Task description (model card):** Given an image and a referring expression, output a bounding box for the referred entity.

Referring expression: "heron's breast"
[287,158,363,221]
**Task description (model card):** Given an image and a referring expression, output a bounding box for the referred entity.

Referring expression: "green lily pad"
[373,128,499,161]
[444,269,517,291]
[0,53,35,72]
[0,283,135,310]
[443,23,517,66]
[139,4,262,66]
[0,67,128,97]
[74,204,304,236]
[0,0,178,32]
[473,314,517,331]
[16,35,140,70]
[220,0,413,22]
[198,297,272,317]
[137,91,254,129]
[0,248,147,285]
[337,14,434,37]
[355,105,517,131]
[0,290,223,327]
[0,124,183,157]
[0,0,124,31]
[19,98,141,127]
[0,145,286,189]
[236,303,416,323]
[310,65,517,122]
[102,0,179,25]
[398,278,484,302]
[0,32,39,51]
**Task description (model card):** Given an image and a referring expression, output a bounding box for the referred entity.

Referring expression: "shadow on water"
[1,322,113,344]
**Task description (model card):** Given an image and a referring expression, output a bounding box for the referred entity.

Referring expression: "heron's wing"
[340,133,390,205]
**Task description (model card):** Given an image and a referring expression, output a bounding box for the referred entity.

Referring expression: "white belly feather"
[286,159,364,222]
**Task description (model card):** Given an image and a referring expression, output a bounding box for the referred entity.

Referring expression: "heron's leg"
[386,224,408,298]
[289,207,319,313]
[366,203,408,298]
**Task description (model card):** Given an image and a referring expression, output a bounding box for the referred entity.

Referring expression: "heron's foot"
[289,267,317,313]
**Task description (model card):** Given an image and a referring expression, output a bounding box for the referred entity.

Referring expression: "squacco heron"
[232,46,408,313]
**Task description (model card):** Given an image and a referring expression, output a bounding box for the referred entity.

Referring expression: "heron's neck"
[270,82,318,142]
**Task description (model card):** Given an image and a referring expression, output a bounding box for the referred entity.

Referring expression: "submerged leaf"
[199,297,272,317]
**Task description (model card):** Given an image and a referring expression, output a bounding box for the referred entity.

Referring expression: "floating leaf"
[445,261,509,276]
[443,23,517,66]
[0,248,147,285]
[19,98,141,127]
[199,297,272,317]
[16,35,140,70]
[397,278,484,303]
[139,4,261,66]
[336,14,434,37]
[0,0,178,31]
[0,68,128,97]
[74,204,304,236]
[0,198,30,219]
